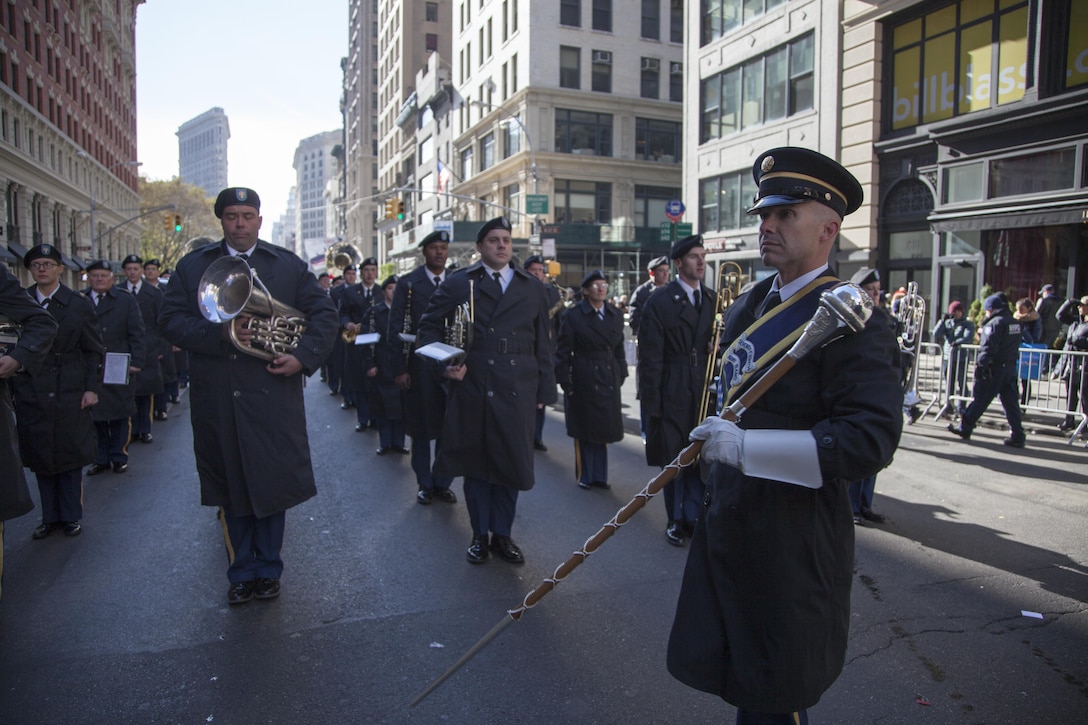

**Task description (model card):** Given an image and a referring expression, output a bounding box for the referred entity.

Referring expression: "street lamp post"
[467,100,538,233]
[76,151,141,260]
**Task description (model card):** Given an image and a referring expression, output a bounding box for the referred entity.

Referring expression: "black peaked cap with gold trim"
[747,147,863,218]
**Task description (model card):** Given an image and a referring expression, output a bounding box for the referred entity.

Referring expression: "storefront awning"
[929,205,1088,232]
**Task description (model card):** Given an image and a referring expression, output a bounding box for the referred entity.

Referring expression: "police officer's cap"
[419,230,450,248]
[747,147,863,218]
[581,269,607,288]
[360,257,378,268]
[23,243,63,269]
[381,274,398,288]
[476,216,512,244]
[523,254,545,269]
[86,259,112,273]
[984,293,1007,312]
[214,187,261,218]
[647,255,670,271]
[850,267,879,287]
[670,235,703,260]
[143,258,160,269]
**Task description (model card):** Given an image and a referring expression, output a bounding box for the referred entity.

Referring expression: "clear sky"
[135,0,347,227]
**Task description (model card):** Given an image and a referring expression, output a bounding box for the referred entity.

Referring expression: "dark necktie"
[130,283,137,294]
[693,289,702,312]
[493,271,503,293]
[365,287,371,300]
[597,307,605,321]
[93,292,101,306]
[434,275,441,287]
[41,298,50,310]
[237,253,249,262]
[758,290,782,318]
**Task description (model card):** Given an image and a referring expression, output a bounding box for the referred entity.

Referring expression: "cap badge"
[235,189,247,202]
[761,156,775,173]
[42,244,53,255]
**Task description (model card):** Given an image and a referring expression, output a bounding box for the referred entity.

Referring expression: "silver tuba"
[198,255,307,361]
[325,242,363,275]
[896,281,927,412]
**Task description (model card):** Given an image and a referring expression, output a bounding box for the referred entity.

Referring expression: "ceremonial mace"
[410,282,873,707]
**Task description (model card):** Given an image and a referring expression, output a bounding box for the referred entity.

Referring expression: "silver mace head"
[788,282,874,361]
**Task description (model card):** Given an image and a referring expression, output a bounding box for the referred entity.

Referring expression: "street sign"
[659,222,674,242]
[676,222,693,237]
[660,221,695,243]
[525,194,549,214]
[665,199,685,222]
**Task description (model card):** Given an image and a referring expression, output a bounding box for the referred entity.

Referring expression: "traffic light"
[163,213,172,231]
[394,199,405,221]
[384,198,396,219]
[173,214,183,233]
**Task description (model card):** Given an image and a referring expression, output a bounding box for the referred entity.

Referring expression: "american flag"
[437,160,452,194]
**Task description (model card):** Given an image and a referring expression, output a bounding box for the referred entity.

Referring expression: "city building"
[1,0,142,281]
[341,0,381,262]
[176,106,229,198]
[292,129,342,264]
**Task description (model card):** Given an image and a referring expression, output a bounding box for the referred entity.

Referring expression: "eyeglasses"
[29,261,59,270]
[588,282,609,290]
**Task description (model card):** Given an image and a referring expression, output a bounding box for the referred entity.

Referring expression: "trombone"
[698,261,744,423]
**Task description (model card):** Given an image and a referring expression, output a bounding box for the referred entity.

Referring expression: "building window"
[670,0,683,42]
[593,0,611,31]
[560,45,581,89]
[555,109,613,156]
[555,179,612,223]
[1066,3,1088,89]
[480,133,495,170]
[592,51,612,93]
[460,146,474,179]
[561,0,581,27]
[887,0,1029,132]
[635,185,681,228]
[504,119,521,157]
[641,58,660,99]
[669,62,683,102]
[426,33,438,52]
[702,0,788,46]
[941,146,1078,204]
[505,183,521,219]
[635,118,681,161]
[426,2,439,22]
[642,0,661,39]
[700,33,813,142]
[700,171,759,232]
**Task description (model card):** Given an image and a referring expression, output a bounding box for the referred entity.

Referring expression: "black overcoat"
[87,286,145,422]
[637,279,716,466]
[388,266,447,439]
[159,240,338,518]
[417,263,556,490]
[339,283,378,396]
[12,284,104,475]
[363,299,405,420]
[122,282,164,396]
[555,299,627,444]
[667,274,904,712]
[0,265,56,521]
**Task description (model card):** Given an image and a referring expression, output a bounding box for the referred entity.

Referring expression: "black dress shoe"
[355,423,366,432]
[947,424,971,440]
[136,433,153,443]
[63,521,82,537]
[169,396,181,404]
[433,488,457,503]
[533,440,547,452]
[254,578,281,600]
[489,535,525,564]
[393,446,410,455]
[32,522,56,540]
[592,481,611,490]
[112,462,128,473]
[859,507,885,524]
[228,581,255,605]
[578,480,592,490]
[681,520,696,538]
[466,535,489,564]
[153,411,169,421]
[1003,434,1026,448]
[341,401,355,410]
[416,489,433,505]
[665,521,685,547]
[375,446,390,455]
[86,463,109,476]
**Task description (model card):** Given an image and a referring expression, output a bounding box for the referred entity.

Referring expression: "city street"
[1,372,1086,724]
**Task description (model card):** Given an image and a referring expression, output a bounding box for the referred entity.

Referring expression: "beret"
[419,230,450,247]
[85,259,112,273]
[23,243,63,268]
[670,234,703,260]
[143,258,160,268]
[647,255,670,270]
[381,274,398,288]
[214,187,261,218]
[360,257,378,268]
[122,254,142,266]
[523,254,544,269]
[580,269,607,288]
[476,216,512,244]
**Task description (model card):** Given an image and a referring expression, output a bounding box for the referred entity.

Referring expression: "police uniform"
[555,269,628,489]
[366,275,408,453]
[948,293,1027,447]
[637,236,716,545]
[387,231,455,500]
[119,254,165,442]
[667,148,904,721]
[12,245,104,538]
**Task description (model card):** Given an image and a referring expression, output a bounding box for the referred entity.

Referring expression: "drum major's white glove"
[690,416,745,470]
[690,416,824,489]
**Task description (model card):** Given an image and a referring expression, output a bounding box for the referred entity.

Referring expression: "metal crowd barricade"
[935,343,1087,445]
[909,342,945,420]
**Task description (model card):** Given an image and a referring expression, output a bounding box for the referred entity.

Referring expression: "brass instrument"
[325,242,364,276]
[548,280,574,318]
[444,279,474,366]
[896,281,927,413]
[0,314,21,357]
[698,262,744,423]
[198,255,308,362]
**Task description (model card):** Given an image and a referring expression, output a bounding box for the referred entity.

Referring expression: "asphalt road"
[1,372,1085,724]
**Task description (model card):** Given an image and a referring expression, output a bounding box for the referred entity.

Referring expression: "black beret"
[122,254,142,266]
[342,264,357,272]
[419,230,450,248]
[850,267,879,287]
[747,147,863,218]
[360,257,378,268]
[670,234,704,260]
[381,274,398,288]
[523,254,544,269]
[143,258,161,269]
[580,269,607,288]
[23,243,63,268]
[214,187,261,218]
[647,255,670,270]
[85,259,112,273]
[476,216,512,244]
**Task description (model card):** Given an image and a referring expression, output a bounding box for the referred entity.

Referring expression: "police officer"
[120,254,164,442]
[555,269,627,489]
[948,293,1027,447]
[340,257,380,430]
[85,259,145,475]
[388,230,457,504]
[12,244,104,539]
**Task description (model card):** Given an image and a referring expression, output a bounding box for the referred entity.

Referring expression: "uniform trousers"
[463,477,518,537]
[848,475,876,514]
[961,364,1024,437]
[736,709,809,724]
[575,440,608,485]
[533,406,546,444]
[132,395,153,436]
[326,340,344,394]
[378,418,405,449]
[94,419,130,465]
[37,468,84,523]
[222,509,286,583]
[411,437,453,491]
[663,467,704,524]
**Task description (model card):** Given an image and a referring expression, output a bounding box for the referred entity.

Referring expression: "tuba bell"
[198,255,308,361]
[325,242,364,276]
[896,281,927,413]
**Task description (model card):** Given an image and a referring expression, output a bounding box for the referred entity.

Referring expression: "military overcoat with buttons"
[555,298,627,444]
[12,282,104,475]
[158,240,338,518]
[666,272,904,712]
[85,284,145,422]
[121,281,165,397]
[416,262,556,491]
[387,264,448,440]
